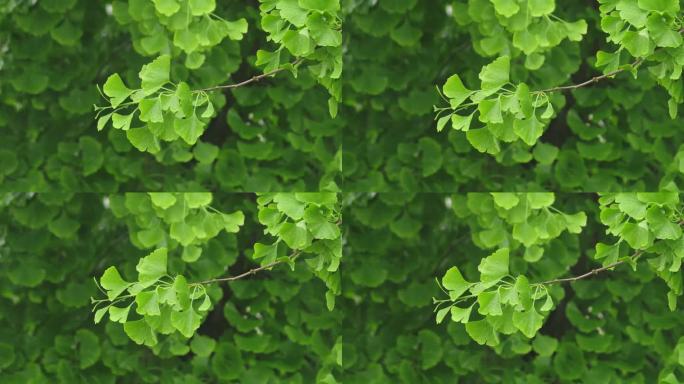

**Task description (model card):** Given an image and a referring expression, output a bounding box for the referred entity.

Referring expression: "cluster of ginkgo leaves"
[435,247,555,345]
[96,55,221,153]
[453,192,587,262]
[96,0,343,154]
[454,0,587,68]
[0,194,342,381]
[257,0,343,116]
[596,192,684,309]
[437,56,560,154]
[93,247,210,346]
[93,192,341,346]
[437,0,684,156]
[109,192,244,263]
[437,192,684,347]
[253,192,342,310]
[596,0,684,117]
[112,0,248,69]
[435,193,587,345]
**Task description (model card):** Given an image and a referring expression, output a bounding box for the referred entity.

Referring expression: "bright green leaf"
[478,248,509,283]
[137,248,168,287]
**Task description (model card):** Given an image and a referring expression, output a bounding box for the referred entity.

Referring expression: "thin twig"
[538,26,684,93]
[197,59,304,92]
[538,58,643,93]
[192,251,301,285]
[539,251,642,285]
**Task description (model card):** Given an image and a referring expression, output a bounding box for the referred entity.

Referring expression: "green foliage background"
[0,193,340,383]
[0,0,341,192]
[343,0,684,191]
[3,0,684,382]
[343,193,684,383]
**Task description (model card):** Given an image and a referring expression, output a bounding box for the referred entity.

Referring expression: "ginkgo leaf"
[171,308,202,338]
[174,275,191,310]
[491,0,520,17]
[308,13,342,46]
[466,128,500,154]
[184,193,212,208]
[513,116,543,146]
[436,115,450,132]
[152,0,180,16]
[594,242,620,264]
[516,83,533,118]
[491,193,519,210]
[135,290,161,316]
[279,222,311,249]
[451,113,474,131]
[450,306,473,323]
[436,306,450,324]
[621,222,652,249]
[136,248,168,287]
[278,0,308,27]
[149,193,177,209]
[198,295,211,312]
[479,56,510,93]
[466,319,499,346]
[254,242,279,263]
[500,285,520,306]
[646,206,682,240]
[181,245,202,263]
[127,127,160,153]
[138,98,164,123]
[174,113,205,145]
[513,308,544,338]
[478,98,503,124]
[112,112,133,130]
[191,335,217,357]
[540,294,554,312]
[528,0,555,17]
[533,334,558,356]
[638,0,679,14]
[478,248,509,283]
[477,290,502,316]
[100,267,130,300]
[157,285,178,307]
[93,307,108,324]
[442,267,470,300]
[170,221,196,246]
[139,55,170,95]
[304,207,339,239]
[124,319,158,346]
[103,74,133,108]
[109,305,132,324]
[443,74,471,108]
[299,0,340,12]
[274,193,306,219]
[189,0,215,16]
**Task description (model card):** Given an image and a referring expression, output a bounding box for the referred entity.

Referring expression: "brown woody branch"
[539,27,684,94]
[538,58,643,93]
[539,250,642,285]
[192,251,301,285]
[197,59,303,92]
[542,217,684,285]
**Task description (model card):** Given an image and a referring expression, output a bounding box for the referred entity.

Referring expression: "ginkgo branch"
[537,58,644,94]
[538,250,642,285]
[539,25,684,94]
[191,250,301,286]
[196,59,304,92]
